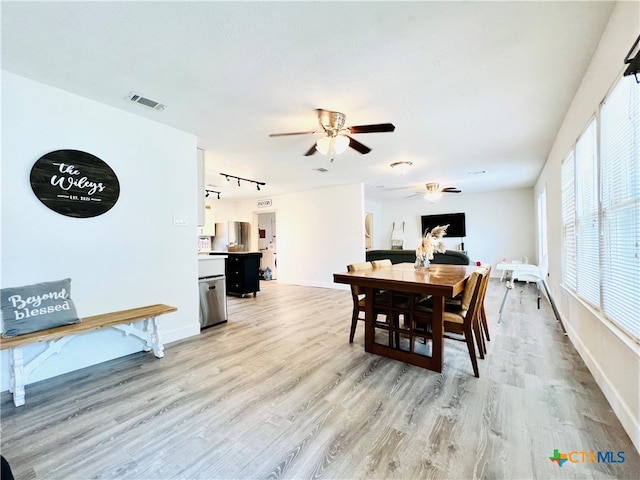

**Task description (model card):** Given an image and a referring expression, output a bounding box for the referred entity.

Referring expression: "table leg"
[431,295,444,372]
[364,287,375,352]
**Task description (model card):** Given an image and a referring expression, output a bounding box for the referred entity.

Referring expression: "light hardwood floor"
[1,279,638,479]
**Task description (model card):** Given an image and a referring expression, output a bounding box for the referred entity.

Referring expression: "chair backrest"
[462,270,486,327]
[372,259,392,268]
[347,262,373,297]
[347,262,372,272]
[477,264,492,311]
[460,270,482,312]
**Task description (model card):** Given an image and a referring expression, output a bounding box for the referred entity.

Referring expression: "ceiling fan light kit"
[424,183,443,203]
[315,134,350,159]
[404,182,462,202]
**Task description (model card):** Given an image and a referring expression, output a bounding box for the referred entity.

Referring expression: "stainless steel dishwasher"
[198,275,227,328]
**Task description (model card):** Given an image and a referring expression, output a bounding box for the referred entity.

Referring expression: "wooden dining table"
[334,262,476,372]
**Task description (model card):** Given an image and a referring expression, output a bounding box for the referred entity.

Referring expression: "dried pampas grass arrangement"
[416,224,449,261]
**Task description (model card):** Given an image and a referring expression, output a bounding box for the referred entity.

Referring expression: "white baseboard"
[163,322,200,344]
[564,320,640,454]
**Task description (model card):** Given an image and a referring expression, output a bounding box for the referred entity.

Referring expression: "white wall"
[377,188,535,270]
[219,184,365,289]
[214,186,532,285]
[535,1,640,452]
[1,72,200,391]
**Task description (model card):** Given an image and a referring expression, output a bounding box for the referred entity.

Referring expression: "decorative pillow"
[1,278,80,338]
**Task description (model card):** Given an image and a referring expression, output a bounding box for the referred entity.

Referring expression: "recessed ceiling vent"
[126,92,166,111]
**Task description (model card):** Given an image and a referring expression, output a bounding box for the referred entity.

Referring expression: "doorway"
[257,211,277,280]
[365,212,373,250]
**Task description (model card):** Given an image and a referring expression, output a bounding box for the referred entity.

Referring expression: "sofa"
[365,249,470,265]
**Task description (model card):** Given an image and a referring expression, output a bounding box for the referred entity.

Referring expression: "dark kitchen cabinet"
[225,252,262,297]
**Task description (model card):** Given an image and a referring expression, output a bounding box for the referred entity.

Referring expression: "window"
[600,76,640,340]
[561,75,640,341]
[575,120,600,306]
[561,151,576,290]
[537,187,548,261]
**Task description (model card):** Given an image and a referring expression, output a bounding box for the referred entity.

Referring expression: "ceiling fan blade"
[404,192,422,199]
[348,123,395,134]
[269,130,317,137]
[303,144,318,156]
[442,187,461,193]
[385,184,422,191]
[346,135,372,154]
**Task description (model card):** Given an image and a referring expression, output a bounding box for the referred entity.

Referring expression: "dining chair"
[413,269,486,377]
[476,264,492,350]
[370,258,412,336]
[347,260,409,345]
[371,259,392,268]
[416,264,487,358]
[347,262,378,343]
[371,258,395,297]
[463,264,491,357]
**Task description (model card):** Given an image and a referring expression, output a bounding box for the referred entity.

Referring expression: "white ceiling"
[1,1,615,201]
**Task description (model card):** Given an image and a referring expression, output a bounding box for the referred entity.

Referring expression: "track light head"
[205,189,221,200]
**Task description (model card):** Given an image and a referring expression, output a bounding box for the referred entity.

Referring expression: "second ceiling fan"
[269,109,395,161]
[406,182,462,202]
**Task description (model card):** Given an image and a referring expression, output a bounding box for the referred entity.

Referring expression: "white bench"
[0,303,177,406]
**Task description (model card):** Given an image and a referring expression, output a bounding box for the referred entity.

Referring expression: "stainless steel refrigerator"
[212,221,250,252]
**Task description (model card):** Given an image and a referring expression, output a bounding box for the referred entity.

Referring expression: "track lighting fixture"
[624,34,640,83]
[205,189,221,199]
[220,173,266,191]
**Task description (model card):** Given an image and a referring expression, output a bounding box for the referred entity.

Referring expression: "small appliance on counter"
[198,236,212,253]
[212,221,250,252]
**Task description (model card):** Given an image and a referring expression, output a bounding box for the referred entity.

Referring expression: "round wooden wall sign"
[30,149,120,218]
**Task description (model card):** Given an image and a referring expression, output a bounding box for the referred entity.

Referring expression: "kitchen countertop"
[207,251,262,256]
[198,254,226,277]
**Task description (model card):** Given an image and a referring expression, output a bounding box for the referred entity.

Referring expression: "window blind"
[600,77,640,340]
[575,120,600,306]
[561,151,576,290]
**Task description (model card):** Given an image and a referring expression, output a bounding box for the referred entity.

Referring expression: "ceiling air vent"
[126,92,166,111]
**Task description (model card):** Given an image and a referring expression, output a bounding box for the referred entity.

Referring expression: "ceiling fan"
[269,109,395,161]
[406,182,462,201]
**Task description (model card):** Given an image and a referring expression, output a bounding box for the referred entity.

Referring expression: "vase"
[414,256,430,270]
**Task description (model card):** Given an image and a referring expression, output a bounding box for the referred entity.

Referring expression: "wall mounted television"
[421,212,466,238]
